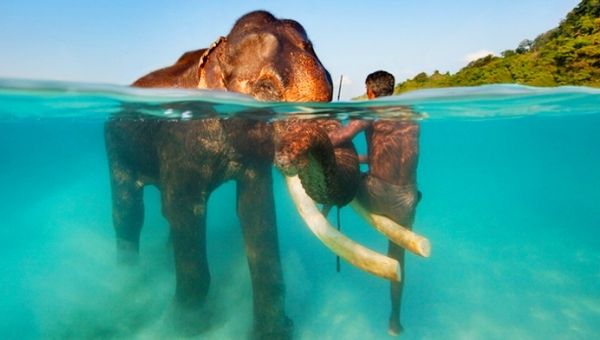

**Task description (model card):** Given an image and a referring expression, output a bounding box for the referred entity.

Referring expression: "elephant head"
[134,10,333,103]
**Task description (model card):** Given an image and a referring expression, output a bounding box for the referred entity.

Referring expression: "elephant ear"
[197,37,227,90]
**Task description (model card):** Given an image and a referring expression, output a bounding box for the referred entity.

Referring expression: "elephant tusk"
[350,200,431,258]
[285,175,401,282]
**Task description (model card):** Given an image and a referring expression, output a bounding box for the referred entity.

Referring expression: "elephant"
[104,10,363,339]
[105,9,418,338]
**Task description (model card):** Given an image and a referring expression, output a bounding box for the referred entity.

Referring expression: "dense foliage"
[393,0,600,94]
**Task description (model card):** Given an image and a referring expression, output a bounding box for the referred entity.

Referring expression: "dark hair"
[365,70,395,97]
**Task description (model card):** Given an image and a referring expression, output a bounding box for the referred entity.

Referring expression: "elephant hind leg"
[237,167,292,340]
[108,164,145,264]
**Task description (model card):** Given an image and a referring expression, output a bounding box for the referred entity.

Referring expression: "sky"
[0,0,580,99]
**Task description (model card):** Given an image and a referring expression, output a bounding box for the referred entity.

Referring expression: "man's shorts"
[356,173,421,227]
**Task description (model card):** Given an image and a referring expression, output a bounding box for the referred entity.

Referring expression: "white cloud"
[463,50,496,63]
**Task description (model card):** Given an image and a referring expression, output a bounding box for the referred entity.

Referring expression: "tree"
[392,0,600,94]
[516,39,533,54]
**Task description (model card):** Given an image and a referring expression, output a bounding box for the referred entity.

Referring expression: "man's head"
[365,70,395,99]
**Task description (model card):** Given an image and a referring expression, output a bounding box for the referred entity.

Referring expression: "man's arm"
[328,120,371,147]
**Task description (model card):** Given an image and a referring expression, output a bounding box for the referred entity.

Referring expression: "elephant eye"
[253,78,283,101]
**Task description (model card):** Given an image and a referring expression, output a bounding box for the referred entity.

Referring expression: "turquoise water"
[1,80,599,339]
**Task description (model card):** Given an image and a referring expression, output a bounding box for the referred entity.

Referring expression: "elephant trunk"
[274,119,359,207]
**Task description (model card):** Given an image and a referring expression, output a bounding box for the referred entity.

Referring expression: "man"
[328,70,421,335]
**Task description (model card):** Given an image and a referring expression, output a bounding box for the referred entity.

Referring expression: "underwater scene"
[1,79,599,339]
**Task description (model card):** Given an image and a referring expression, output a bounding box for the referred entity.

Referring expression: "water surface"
[1,80,599,339]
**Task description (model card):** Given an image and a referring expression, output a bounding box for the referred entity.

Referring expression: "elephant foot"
[116,239,139,265]
[253,316,293,340]
[164,300,216,336]
[388,317,404,336]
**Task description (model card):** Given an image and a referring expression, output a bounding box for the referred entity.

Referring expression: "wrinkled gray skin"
[105,11,337,339]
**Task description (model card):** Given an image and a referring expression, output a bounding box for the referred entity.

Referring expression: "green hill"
[394,0,600,94]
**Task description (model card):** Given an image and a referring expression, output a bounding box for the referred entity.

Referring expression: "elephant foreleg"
[237,166,292,340]
[162,188,210,309]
